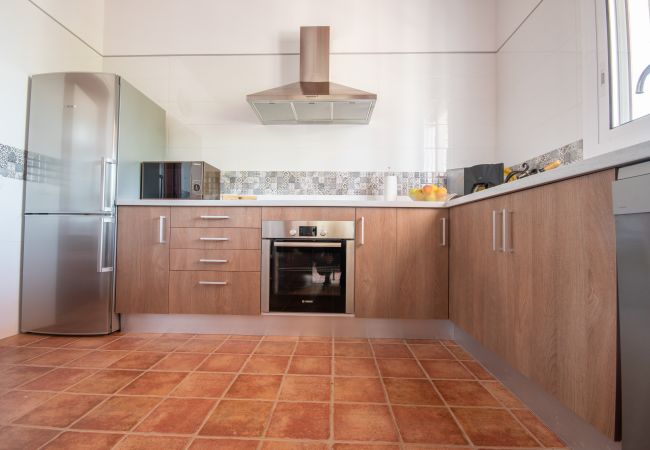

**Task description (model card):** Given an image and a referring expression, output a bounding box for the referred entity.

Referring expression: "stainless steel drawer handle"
[199,259,228,263]
[492,210,497,252]
[440,217,447,247]
[198,281,228,285]
[273,242,342,248]
[199,237,230,241]
[200,215,230,220]
[159,216,167,244]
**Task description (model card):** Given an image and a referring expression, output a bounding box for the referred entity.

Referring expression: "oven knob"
[289,229,297,236]
[320,230,327,236]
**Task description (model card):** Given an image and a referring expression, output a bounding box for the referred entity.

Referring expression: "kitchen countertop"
[117,141,650,209]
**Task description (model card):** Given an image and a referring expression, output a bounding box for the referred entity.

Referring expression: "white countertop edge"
[116,141,650,209]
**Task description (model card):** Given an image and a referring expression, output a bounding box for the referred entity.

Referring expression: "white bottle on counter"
[384,169,397,201]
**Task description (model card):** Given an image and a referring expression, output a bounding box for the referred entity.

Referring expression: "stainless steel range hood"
[247,26,377,124]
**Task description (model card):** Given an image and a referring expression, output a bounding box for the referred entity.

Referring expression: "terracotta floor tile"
[23,348,90,366]
[0,390,54,422]
[334,337,368,343]
[369,338,404,344]
[0,347,51,364]
[152,352,207,371]
[333,403,398,442]
[226,374,282,400]
[480,382,526,408]
[333,445,400,450]
[334,357,379,376]
[136,397,215,434]
[228,335,263,341]
[27,336,79,348]
[0,334,48,347]
[264,335,300,342]
[0,365,52,389]
[176,339,224,353]
[392,406,467,445]
[193,334,231,340]
[409,344,454,360]
[446,346,473,361]
[372,343,413,358]
[243,355,290,374]
[217,340,258,354]
[65,350,130,368]
[295,342,332,356]
[42,431,123,450]
[99,337,151,350]
[434,380,501,407]
[114,435,189,450]
[119,371,188,396]
[461,361,495,380]
[262,442,329,450]
[172,372,235,398]
[254,341,296,356]
[266,402,330,440]
[20,368,95,391]
[160,332,195,339]
[288,356,332,375]
[280,375,331,402]
[109,352,166,370]
[66,369,142,394]
[137,337,190,352]
[72,395,160,431]
[13,393,105,427]
[200,399,273,437]
[190,438,260,449]
[334,342,373,357]
[198,354,249,372]
[383,378,444,406]
[0,425,59,449]
[65,336,120,349]
[420,360,474,380]
[452,407,538,447]
[334,377,385,403]
[299,336,332,342]
[376,359,425,378]
[512,409,566,447]
[405,339,440,344]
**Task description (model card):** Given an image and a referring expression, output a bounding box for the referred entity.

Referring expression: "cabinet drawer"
[169,271,260,315]
[171,207,261,228]
[170,228,260,250]
[170,249,260,272]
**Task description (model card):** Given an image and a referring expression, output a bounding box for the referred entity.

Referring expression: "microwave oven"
[140,161,221,200]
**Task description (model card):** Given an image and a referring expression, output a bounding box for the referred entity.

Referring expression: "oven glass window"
[270,242,346,313]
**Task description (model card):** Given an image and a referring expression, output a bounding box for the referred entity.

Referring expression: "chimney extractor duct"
[246,26,377,124]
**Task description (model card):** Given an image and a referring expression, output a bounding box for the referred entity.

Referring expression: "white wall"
[0,0,102,338]
[495,0,583,166]
[496,0,540,48]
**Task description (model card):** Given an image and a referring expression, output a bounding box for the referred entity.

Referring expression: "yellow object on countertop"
[222,194,258,200]
[543,160,561,171]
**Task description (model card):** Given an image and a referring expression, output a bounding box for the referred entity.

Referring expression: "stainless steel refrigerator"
[21,72,166,335]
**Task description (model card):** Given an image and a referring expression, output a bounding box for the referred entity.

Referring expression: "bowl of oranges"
[408,185,448,202]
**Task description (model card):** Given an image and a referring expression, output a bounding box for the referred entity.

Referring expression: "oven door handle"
[273,242,342,248]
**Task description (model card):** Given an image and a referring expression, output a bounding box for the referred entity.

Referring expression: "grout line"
[496,0,545,53]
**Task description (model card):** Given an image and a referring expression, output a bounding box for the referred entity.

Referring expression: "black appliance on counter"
[141,161,221,199]
[261,221,355,314]
[446,163,504,196]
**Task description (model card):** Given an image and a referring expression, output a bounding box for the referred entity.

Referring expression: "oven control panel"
[262,220,355,240]
[298,226,317,237]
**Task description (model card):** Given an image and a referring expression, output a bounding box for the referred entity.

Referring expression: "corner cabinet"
[115,206,170,313]
[355,208,449,319]
[450,170,617,438]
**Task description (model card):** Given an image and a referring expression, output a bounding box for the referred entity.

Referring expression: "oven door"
[262,240,354,314]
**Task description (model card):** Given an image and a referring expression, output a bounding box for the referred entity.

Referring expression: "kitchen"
[1,0,649,449]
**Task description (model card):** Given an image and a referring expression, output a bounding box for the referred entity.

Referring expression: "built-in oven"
[262,221,355,314]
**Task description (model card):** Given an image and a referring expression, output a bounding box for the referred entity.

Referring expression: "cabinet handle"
[492,210,497,251]
[198,281,228,286]
[159,216,167,244]
[501,209,508,253]
[360,216,365,245]
[199,237,230,241]
[200,215,230,220]
[440,217,447,247]
[199,259,228,263]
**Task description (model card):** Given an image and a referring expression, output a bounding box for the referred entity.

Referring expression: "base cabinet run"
[450,170,617,438]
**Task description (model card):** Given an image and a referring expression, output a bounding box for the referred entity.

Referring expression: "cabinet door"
[394,209,449,319]
[354,208,397,318]
[116,207,170,313]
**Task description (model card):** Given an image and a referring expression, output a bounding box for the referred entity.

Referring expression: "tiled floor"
[0,332,568,449]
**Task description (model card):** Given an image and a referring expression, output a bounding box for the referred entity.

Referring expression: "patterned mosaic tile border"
[509,140,583,173]
[0,144,25,180]
[221,171,446,196]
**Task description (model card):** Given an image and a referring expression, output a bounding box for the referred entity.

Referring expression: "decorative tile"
[0,144,25,180]
[509,139,583,173]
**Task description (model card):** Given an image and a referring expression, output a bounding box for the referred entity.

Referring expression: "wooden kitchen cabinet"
[449,169,617,438]
[354,208,449,319]
[115,206,170,313]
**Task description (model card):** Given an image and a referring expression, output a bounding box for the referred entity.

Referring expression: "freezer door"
[21,214,116,335]
[25,73,119,214]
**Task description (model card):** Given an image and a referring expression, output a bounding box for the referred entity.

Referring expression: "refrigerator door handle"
[101,158,117,212]
[97,217,115,273]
